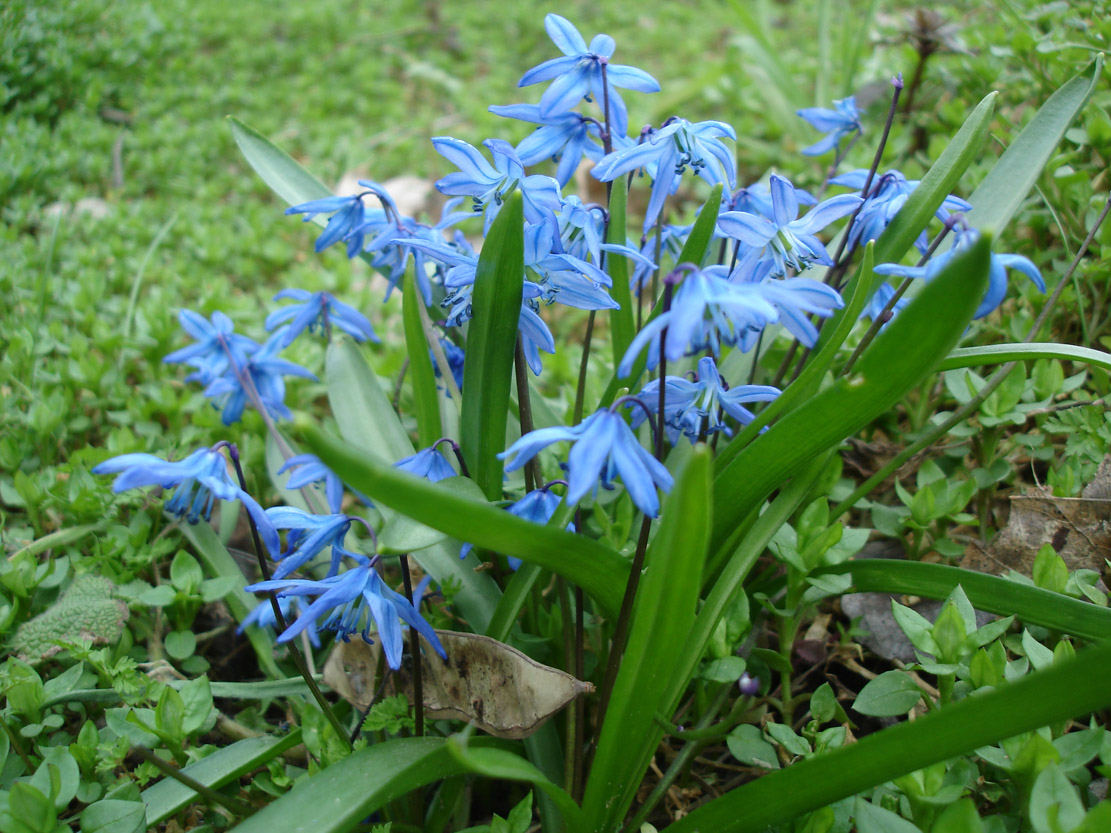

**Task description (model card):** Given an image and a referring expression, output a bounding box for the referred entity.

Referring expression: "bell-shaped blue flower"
[201,328,317,425]
[245,563,446,671]
[239,595,320,648]
[262,506,365,580]
[796,96,863,156]
[490,104,605,187]
[499,409,674,517]
[394,446,457,482]
[163,309,258,385]
[265,289,378,348]
[518,14,660,135]
[278,453,370,514]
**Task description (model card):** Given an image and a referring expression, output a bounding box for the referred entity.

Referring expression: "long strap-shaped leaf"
[664,637,1111,833]
[461,192,525,500]
[710,235,991,565]
[582,447,710,833]
[606,179,635,365]
[231,737,462,833]
[965,55,1103,233]
[326,339,414,460]
[940,342,1111,373]
[816,559,1111,641]
[403,270,443,447]
[304,424,628,619]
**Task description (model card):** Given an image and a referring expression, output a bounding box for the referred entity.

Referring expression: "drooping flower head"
[284,180,398,258]
[265,289,378,348]
[278,453,370,515]
[459,482,574,569]
[262,506,366,580]
[796,96,863,157]
[163,309,258,385]
[394,445,458,483]
[499,408,673,517]
[239,595,320,648]
[490,104,605,188]
[201,328,317,425]
[518,14,661,135]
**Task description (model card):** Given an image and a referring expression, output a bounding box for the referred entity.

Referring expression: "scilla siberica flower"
[717,174,862,275]
[432,136,563,231]
[394,446,457,482]
[627,356,780,445]
[284,180,397,259]
[262,506,364,580]
[92,447,278,555]
[490,104,604,188]
[874,229,1044,319]
[265,289,377,348]
[163,309,257,384]
[796,96,863,157]
[518,14,660,136]
[278,453,368,515]
[245,563,446,671]
[499,408,673,517]
[593,118,738,233]
[201,328,316,426]
[459,484,574,569]
[239,595,320,648]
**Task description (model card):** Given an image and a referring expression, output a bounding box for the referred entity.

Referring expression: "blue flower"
[873,230,1044,319]
[499,409,674,517]
[265,289,378,348]
[433,338,465,393]
[163,309,258,385]
[593,118,738,233]
[829,169,971,253]
[525,222,619,312]
[737,274,845,349]
[490,104,604,188]
[627,356,780,445]
[239,595,320,648]
[262,506,365,580]
[619,266,779,376]
[861,282,909,328]
[432,136,563,230]
[717,174,862,275]
[796,96,863,156]
[245,563,446,671]
[518,14,660,135]
[285,181,398,258]
[92,447,277,554]
[278,453,369,514]
[201,329,317,425]
[394,447,457,482]
[727,181,816,220]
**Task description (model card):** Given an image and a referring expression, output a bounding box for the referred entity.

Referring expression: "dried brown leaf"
[323,630,593,739]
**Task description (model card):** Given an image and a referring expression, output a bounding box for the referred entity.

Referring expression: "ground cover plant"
[3,1,1111,831]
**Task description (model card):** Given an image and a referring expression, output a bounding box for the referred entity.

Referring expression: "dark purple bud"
[738,672,760,697]
[892,73,905,90]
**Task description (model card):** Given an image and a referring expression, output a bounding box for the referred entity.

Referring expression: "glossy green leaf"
[231,737,466,833]
[583,447,710,833]
[304,424,627,619]
[461,191,525,500]
[710,235,991,564]
[853,670,925,717]
[665,637,1111,833]
[965,56,1103,233]
[325,338,413,462]
[176,519,282,679]
[141,731,302,826]
[403,270,442,447]
[940,342,1111,374]
[872,91,997,267]
[79,799,145,833]
[485,563,542,642]
[376,476,487,555]
[606,178,635,365]
[815,559,1111,641]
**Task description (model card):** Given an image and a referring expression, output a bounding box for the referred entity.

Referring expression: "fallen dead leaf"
[323,630,593,739]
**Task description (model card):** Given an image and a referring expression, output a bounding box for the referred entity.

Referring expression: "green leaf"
[141,731,302,826]
[931,799,984,833]
[727,724,780,769]
[664,637,1111,833]
[853,798,922,833]
[403,270,443,447]
[606,178,635,365]
[7,783,57,833]
[815,559,1111,640]
[940,342,1111,374]
[872,92,997,267]
[178,676,213,735]
[582,447,710,833]
[376,476,487,555]
[966,56,1103,233]
[304,424,626,620]
[232,737,474,833]
[229,117,333,208]
[852,671,924,717]
[710,235,991,564]
[163,630,196,661]
[169,551,203,594]
[1029,762,1085,833]
[78,800,146,833]
[326,339,413,461]
[460,191,525,500]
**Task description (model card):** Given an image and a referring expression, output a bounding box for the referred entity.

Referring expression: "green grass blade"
[710,236,991,564]
[303,424,627,620]
[325,339,414,461]
[230,737,464,833]
[940,342,1111,373]
[460,191,525,500]
[143,731,302,826]
[582,447,710,832]
[872,91,997,267]
[403,270,443,447]
[816,559,1111,640]
[966,56,1103,234]
[606,179,635,366]
[664,638,1111,833]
